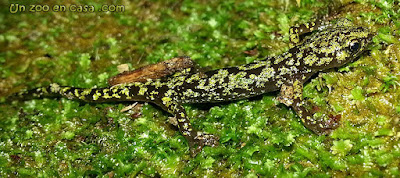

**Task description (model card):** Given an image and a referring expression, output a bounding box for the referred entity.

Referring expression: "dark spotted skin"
[8,19,374,155]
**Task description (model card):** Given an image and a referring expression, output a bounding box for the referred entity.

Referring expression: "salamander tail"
[6,83,150,103]
[6,83,66,102]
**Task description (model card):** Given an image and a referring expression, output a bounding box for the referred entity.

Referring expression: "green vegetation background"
[0,0,399,176]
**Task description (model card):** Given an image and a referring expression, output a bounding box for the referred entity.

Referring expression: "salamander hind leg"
[289,20,325,48]
[289,18,352,48]
[158,98,219,156]
[278,81,340,135]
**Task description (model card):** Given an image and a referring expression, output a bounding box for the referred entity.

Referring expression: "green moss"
[331,140,353,156]
[1,0,400,177]
[351,86,365,101]
[62,131,75,140]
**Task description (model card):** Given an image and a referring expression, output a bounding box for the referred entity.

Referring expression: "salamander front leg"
[291,98,340,135]
[277,82,340,135]
[160,100,218,156]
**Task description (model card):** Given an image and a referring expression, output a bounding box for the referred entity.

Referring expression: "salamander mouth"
[350,31,374,63]
[360,32,375,57]
[350,46,371,64]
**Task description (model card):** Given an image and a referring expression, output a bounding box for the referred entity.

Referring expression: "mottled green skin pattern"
[9,19,373,154]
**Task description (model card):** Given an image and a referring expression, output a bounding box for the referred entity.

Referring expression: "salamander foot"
[189,133,219,157]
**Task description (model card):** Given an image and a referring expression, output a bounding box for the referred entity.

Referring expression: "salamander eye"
[349,40,361,52]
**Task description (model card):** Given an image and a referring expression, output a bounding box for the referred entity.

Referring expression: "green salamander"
[7,19,373,154]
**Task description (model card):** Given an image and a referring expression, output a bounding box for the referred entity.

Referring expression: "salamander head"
[298,26,374,70]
